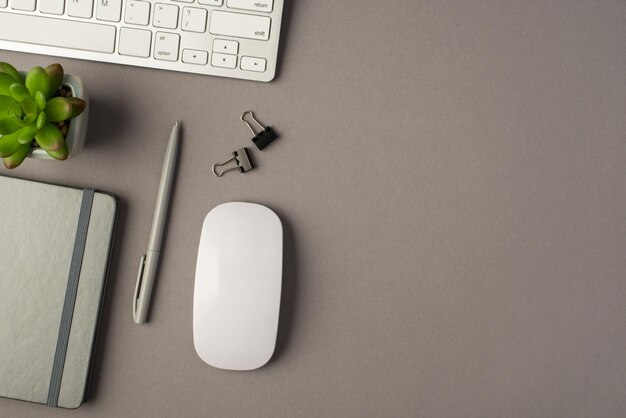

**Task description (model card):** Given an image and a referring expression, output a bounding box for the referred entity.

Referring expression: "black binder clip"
[212,148,255,177]
[241,111,277,150]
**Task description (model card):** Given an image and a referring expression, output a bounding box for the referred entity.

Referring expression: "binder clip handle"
[212,148,255,177]
[241,111,265,136]
[241,111,277,151]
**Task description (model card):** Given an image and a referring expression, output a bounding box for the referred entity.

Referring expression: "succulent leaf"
[66,97,86,118]
[34,123,63,152]
[17,125,38,145]
[46,141,68,160]
[0,73,16,96]
[3,143,30,169]
[9,83,30,102]
[44,97,72,122]
[20,98,37,113]
[0,95,17,114]
[23,112,37,124]
[25,66,49,99]
[36,112,47,130]
[0,62,23,83]
[0,129,23,157]
[0,116,23,134]
[45,64,64,99]
[35,91,46,111]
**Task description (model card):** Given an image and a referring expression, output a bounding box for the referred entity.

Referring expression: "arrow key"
[211,52,237,69]
[212,39,238,55]
[240,56,266,72]
[182,49,208,65]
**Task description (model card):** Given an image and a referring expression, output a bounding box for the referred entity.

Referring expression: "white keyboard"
[0,0,283,82]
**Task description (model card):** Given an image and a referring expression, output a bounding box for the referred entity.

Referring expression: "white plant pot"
[30,73,89,159]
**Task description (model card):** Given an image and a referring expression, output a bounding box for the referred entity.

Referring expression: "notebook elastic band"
[47,189,95,408]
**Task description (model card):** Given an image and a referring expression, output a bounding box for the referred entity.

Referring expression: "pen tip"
[175,120,180,126]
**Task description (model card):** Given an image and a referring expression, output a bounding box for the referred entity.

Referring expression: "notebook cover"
[0,175,118,409]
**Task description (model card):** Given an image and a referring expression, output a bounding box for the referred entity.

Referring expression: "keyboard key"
[172,0,192,3]
[67,0,93,18]
[12,0,36,11]
[198,0,221,5]
[227,0,272,13]
[153,3,178,29]
[0,0,6,7]
[39,0,64,14]
[0,12,115,52]
[211,52,236,68]
[119,27,151,57]
[240,56,265,72]
[213,38,237,54]
[154,32,179,61]
[124,0,150,25]
[182,7,206,33]
[210,11,270,41]
[182,49,208,65]
[96,0,121,22]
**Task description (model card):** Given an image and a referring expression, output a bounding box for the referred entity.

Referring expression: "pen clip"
[133,254,147,323]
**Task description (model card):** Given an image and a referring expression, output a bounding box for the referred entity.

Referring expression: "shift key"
[209,10,270,41]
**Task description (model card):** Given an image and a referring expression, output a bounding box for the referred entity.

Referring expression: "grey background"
[1,0,625,416]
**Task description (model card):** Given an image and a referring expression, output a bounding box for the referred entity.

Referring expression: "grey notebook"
[0,175,118,409]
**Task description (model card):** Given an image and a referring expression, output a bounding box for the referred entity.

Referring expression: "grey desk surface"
[2,1,626,417]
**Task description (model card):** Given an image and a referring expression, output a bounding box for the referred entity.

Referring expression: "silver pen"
[133,120,181,324]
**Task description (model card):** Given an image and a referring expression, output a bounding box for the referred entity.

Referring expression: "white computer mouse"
[193,202,283,370]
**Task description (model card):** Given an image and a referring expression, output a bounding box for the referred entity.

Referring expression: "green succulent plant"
[0,62,86,169]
